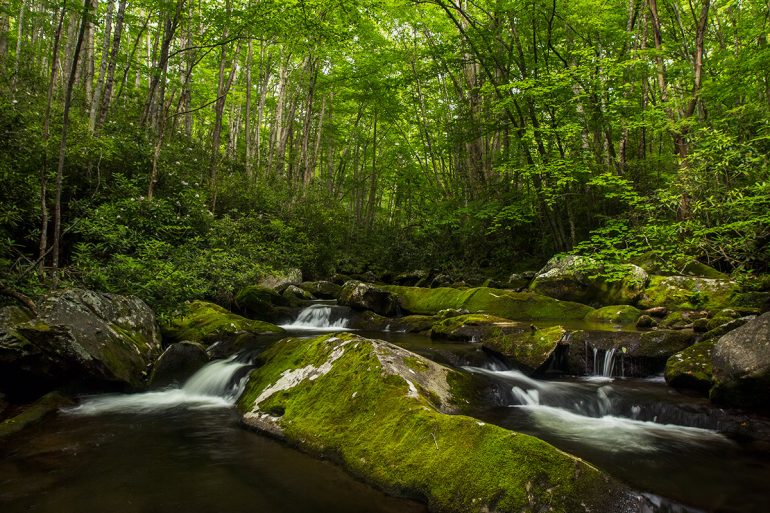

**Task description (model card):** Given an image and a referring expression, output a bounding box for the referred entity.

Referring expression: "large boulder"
[297,281,342,300]
[584,305,642,327]
[258,269,302,290]
[529,255,649,306]
[238,333,631,513]
[638,275,737,312]
[338,281,401,316]
[149,341,209,388]
[0,289,163,399]
[162,300,284,346]
[711,312,770,412]
[382,285,593,321]
[235,285,294,321]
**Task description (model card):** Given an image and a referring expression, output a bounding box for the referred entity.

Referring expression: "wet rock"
[430,274,453,288]
[338,281,401,316]
[711,312,770,412]
[0,289,163,398]
[298,281,342,300]
[530,255,649,306]
[506,271,535,290]
[238,333,630,513]
[149,341,209,389]
[162,300,284,346]
[393,270,430,287]
[700,316,756,343]
[665,340,715,394]
[0,392,74,439]
[282,285,314,302]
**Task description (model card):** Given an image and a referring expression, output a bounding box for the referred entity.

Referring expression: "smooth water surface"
[0,405,426,513]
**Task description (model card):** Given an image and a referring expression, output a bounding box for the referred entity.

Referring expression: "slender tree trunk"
[52,0,91,284]
[98,0,126,127]
[244,40,253,178]
[90,0,113,132]
[83,0,97,108]
[13,0,27,84]
[39,2,68,276]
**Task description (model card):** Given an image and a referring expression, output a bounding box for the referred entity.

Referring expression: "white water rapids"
[66,356,250,415]
[280,303,353,332]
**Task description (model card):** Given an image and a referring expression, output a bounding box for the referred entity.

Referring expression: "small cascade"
[66,356,250,415]
[281,303,353,331]
[587,346,622,380]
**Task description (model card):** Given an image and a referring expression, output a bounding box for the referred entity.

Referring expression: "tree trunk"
[39,2,67,277]
[90,0,113,132]
[52,0,91,284]
[244,40,253,178]
[98,0,126,127]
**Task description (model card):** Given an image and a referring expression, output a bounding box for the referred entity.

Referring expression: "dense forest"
[1,0,769,311]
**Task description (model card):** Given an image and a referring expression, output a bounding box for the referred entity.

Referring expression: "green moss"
[383,285,592,321]
[483,326,566,371]
[431,313,518,339]
[584,305,641,327]
[235,285,292,320]
[639,275,737,311]
[238,334,623,512]
[162,300,284,345]
[664,339,715,393]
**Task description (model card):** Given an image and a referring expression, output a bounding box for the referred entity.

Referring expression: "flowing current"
[280,303,353,332]
[66,355,251,415]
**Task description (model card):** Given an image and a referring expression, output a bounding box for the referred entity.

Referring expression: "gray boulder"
[298,281,341,299]
[338,281,401,316]
[0,289,162,399]
[711,312,770,412]
[530,255,648,306]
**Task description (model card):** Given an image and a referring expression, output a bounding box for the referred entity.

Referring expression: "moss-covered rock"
[383,285,593,321]
[282,285,314,302]
[430,314,521,341]
[235,285,295,321]
[339,281,401,316]
[0,391,73,439]
[584,305,642,327]
[162,301,284,346]
[482,326,567,373]
[631,253,729,279]
[298,281,342,300]
[238,333,629,512]
[529,255,649,306]
[638,275,737,312]
[664,340,715,394]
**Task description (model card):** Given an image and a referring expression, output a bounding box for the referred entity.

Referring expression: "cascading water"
[280,303,353,331]
[66,355,251,415]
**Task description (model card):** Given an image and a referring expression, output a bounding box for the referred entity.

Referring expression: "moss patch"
[664,340,714,394]
[584,305,641,327]
[162,300,284,345]
[638,275,737,312]
[238,333,626,513]
[0,392,73,439]
[383,285,592,321]
[483,326,566,372]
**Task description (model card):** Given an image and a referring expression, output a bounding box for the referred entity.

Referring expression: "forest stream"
[2,302,769,513]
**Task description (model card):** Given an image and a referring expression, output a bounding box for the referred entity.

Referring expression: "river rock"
[638,275,737,312]
[382,285,593,321]
[566,329,695,377]
[235,285,295,321]
[338,281,401,316]
[0,289,163,399]
[529,255,649,306]
[149,341,209,389]
[298,281,341,299]
[636,315,658,329]
[0,391,74,439]
[162,300,284,346]
[664,340,715,394]
[238,333,631,513]
[282,285,314,302]
[393,270,430,287]
[258,269,302,290]
[711,312,770,412]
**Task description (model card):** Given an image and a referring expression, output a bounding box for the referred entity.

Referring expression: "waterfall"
[66,356,250,415]
[588,347,621,380]
[281,303,353,331]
